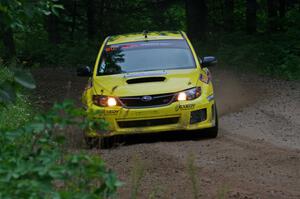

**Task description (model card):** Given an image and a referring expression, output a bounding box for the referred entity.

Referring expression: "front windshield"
[97,40,196,76]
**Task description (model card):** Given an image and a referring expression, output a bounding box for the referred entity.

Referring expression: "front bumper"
[86,96,216,137]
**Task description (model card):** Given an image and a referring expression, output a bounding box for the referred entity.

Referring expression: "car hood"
[92,69,200,96]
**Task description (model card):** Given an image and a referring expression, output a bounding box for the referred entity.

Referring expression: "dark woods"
[0,0,299,78]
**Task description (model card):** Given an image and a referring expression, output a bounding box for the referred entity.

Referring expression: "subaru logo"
[141,95,152,102]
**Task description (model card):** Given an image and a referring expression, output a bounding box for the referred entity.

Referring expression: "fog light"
[107,97,117,107]
[190,109,207,124]
[177,92,187,101]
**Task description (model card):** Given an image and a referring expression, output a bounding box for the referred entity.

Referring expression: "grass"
[0,66,33,130]
[127,153,230,198]
[187,154,200,199]
[130,155,145,199]
[186,154,230,199]
[217,185,229,199]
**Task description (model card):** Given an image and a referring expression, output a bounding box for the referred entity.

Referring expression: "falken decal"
[105,110,119,115]
[175,104,195,111]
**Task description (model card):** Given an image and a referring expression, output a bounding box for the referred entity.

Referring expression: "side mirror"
[77,66,92,77]
[200,56,217,68]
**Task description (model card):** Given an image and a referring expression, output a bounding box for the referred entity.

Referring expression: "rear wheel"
[206,105,218,138]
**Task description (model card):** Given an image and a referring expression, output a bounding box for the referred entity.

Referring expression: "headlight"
[93,95,117,107]
[177,87,201,101]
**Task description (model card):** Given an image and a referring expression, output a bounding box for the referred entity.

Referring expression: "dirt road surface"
[33,67,300,199]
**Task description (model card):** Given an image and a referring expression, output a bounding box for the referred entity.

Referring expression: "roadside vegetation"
[0,67,121,198]
[0,3,121,196]
[196,29,300,80]
[195,5,300,80]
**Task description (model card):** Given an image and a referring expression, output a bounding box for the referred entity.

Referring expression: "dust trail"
[212,69,261,116]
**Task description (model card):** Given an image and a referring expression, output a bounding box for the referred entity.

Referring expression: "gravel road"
[33,67,300,199]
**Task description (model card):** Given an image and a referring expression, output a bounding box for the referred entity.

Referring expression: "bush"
[0,100,121,198]
[0,68,121,198]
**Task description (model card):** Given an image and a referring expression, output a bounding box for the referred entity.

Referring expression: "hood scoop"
[126,77,166,84]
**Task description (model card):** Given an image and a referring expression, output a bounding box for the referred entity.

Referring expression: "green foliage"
[0,94,33,130]
[12,0,186,67]
[195,7,300,80]
[196,32,300,80]
[164,3,186,31]
[1,0,299,80]
[0,100,121,198]
[0,0,63,31]
[0,65,35,105]
[0,68,121,198]
[17,35,99,67]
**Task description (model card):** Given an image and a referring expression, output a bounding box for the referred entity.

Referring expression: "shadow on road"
[110,130,214,148]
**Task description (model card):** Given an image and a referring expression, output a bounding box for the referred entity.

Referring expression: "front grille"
[119,93,175,108]
[118,117,179,128]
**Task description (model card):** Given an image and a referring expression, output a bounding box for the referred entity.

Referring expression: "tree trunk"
[279,0,286,18]
[0,13,16,59]
[246,0,257,34]
[185,0,208,40]
[1,27,16,59]
[71,0,77,40]
[267,0,278,31]
[224,0,234,31]
[97,0,105,40]
[87,0,96,40]
[46,15,61,44]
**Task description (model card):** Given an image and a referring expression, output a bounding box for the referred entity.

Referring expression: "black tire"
[85,136,113,149]
[206,105,219,138]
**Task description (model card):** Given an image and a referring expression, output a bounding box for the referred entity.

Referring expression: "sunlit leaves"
[51,4,64,16]
[14,69,36,89]
[0,67,36,105]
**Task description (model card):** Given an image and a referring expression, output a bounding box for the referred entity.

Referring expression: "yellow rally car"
[77,31,218,147]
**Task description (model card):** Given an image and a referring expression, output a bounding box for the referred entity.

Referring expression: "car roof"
[107,31,184,45]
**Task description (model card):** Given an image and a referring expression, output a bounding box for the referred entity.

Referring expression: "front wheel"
[85,136,113,149]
